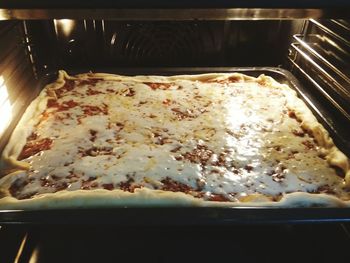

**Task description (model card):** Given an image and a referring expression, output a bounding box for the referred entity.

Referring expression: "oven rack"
[287,19,350,153]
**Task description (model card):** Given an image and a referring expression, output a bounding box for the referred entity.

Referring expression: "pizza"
[0,70,349,209]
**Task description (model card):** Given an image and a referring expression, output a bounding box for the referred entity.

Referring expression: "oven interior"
[0,8,350,263]
[1,18,350,154]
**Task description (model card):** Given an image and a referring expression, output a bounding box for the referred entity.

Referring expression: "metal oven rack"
[287,19,350,154]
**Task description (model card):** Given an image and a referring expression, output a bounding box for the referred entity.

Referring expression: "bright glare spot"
[111,33,118,46]
[29,247,40,263]
[226,97,249,128]
[0,76,12,135]
[224,95,262,159]
[0,10,9,19]
[54,19,75,37]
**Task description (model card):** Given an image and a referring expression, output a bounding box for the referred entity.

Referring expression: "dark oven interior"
[1,6,350,263]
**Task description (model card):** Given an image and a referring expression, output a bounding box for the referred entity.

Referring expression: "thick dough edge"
[0,172,348,209]
[0,70,349,209]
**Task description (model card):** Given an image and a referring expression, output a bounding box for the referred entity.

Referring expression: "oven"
[0,1,350,263]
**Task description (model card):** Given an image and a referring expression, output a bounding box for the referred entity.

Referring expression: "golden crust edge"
[73,71,256,83]
[0,185,349,209]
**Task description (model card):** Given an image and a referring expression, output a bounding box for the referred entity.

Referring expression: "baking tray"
[0,67,350,225]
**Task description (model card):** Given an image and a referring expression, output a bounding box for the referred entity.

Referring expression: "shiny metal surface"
[22,20,293,70]
[0,8,348,20]
[288,19,350,116]
[286,19,350,154]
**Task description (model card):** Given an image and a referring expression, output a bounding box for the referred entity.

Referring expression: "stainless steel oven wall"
[0,21,39,153]
[24,20,300,71]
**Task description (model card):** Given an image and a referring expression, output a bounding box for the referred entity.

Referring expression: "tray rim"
[1,207,350,225]
[0,66,349,224]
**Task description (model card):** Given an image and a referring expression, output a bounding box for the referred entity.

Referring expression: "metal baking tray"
[0,67,349,225]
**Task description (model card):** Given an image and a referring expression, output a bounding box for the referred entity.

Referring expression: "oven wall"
[23,20,302,73]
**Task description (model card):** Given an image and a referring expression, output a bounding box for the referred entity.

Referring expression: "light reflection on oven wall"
[54,19,76,38]
[0,76,13,136]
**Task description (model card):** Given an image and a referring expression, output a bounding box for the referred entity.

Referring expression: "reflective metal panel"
[0,9,349,20]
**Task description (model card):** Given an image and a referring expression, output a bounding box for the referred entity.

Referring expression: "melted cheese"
[1,72,349,203]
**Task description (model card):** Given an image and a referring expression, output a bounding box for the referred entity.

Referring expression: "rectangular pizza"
[0,70,349,208]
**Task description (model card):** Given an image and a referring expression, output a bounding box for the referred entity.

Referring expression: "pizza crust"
[0,173,348,209]
[0,70,349,209]
[0,184,348,209]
